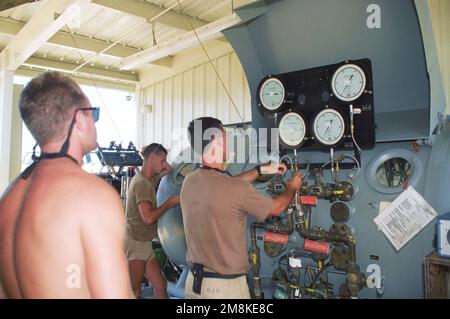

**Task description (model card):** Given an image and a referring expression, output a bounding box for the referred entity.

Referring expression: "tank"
[157,0,450,298]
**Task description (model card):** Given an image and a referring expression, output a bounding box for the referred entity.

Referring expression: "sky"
[15,75,137,171]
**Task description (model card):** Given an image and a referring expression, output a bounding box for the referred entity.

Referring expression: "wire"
[151,22,157,46]
[280,154,294,174]
[281,153,310,179]
[403,142,418,189]
[64,24,123,142]
[175,0,245,123]
[71,21,144,74]
[381,157,411,187]
[310,262,331,288]
[351,130,362,153]
[339,154,361,181]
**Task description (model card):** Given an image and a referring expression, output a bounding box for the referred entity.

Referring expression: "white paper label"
[373,186,437,251]
[289,257,302,268]
[379,201,391,214]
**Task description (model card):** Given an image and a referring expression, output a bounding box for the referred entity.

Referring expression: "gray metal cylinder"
[156,148,196,267]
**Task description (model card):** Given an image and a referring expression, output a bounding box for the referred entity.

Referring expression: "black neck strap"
[20,117,80,180]
[199,165,232,177]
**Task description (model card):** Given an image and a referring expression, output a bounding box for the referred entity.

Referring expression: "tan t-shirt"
[180,169,273,275]
[125,173,157,242]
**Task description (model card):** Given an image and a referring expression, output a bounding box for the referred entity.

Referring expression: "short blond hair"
[19,71,87,145]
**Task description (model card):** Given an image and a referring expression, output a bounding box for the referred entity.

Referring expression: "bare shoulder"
[0,176,26,203]
[72,171,125,239]
[52,168,123,219]
[77,170,119,198]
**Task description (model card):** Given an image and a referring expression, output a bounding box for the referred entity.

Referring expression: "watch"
[255,165,262,176]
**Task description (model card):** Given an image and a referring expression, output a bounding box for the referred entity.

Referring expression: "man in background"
[125,143,180,298]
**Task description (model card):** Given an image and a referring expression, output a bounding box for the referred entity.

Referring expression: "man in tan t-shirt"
[180,117,302,299]
[125,143,180,298]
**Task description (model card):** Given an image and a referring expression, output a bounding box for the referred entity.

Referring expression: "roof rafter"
[0,0,91,71]
[91,0,208,31]
[23,55,139,83]
[120,12,241,70]
[0,17,173,68]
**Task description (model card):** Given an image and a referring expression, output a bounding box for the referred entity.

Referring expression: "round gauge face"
[330,202,351,223]
[259,77,285,111]
[313,109,345,146]
[331,64,366,102]
[278,112,306,147]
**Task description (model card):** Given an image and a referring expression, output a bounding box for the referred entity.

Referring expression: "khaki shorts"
[125,235,155,261]
[185,272,251,299]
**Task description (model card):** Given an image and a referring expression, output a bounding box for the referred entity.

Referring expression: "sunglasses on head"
[77,107,100,123]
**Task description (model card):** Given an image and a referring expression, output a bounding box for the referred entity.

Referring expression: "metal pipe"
[264,207,294,235]
[293,149,301,209]
[167,267,189,299]
[249,223,263,299]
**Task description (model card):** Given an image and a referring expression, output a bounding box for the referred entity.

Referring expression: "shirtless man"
[0,72,133,298]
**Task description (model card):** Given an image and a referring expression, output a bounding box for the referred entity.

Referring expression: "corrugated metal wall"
[137,51,251,151]
[429,0,450,114]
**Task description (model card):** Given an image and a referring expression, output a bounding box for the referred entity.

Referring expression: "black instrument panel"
[257,59,375,151]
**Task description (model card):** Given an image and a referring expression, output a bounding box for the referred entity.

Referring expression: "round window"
[375,157,412,187]
[366,149,422,194]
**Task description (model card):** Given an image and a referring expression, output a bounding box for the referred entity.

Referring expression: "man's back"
[0,159,133,298]
[0,177,28,298]
[180,169,272,275]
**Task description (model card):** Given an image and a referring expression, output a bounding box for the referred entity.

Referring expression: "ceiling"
[0,0,255,88]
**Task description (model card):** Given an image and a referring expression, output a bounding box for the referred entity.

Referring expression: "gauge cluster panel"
[257,59,375,150]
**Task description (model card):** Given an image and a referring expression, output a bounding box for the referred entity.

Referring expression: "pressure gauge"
[312,108,345,146]
[330,202,353,223]
[331,64,366,102]
[278,112,307,148]
[258,77,285,111]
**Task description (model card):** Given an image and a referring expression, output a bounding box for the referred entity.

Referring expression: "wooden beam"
[22,56,139,83]
[151,56,173,68]
[215,36,229,43]
[138,40,234,88]
[92,0,207,31]
[0,0,91,71]
[0,17,173,69]
[0,16,138,59]
[16,67,136,92]
[0,0,37,12]
[121,13,242,70]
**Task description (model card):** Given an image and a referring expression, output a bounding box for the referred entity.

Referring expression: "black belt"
[190,263,245,295]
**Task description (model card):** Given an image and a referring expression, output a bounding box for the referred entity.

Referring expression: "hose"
[265,207,295,235]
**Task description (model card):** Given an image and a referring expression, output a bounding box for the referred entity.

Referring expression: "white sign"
[374,186,437,251]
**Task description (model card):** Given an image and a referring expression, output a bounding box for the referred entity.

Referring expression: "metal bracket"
[431,112,447,136]
[416,136,435,146]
